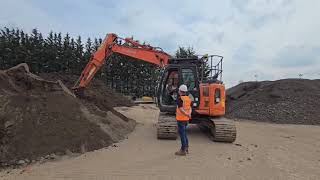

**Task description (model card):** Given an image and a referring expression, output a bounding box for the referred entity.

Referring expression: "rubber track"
[157,113,177,140]
[199,118,236,143]
[211,118,236,143]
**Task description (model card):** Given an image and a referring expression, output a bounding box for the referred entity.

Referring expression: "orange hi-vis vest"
[176,95,192,121]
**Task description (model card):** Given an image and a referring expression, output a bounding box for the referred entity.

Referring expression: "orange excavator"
[73,33,236,143]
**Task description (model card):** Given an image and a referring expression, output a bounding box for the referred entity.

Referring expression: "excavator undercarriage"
[157,113,236,143]
[198,118,236,143]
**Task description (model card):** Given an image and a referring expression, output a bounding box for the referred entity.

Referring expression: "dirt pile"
[0,64,135,167]
[40,73,135,109]
[226,79,320,125]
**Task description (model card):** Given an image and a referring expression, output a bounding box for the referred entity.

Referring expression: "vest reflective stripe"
[176,96,192,121]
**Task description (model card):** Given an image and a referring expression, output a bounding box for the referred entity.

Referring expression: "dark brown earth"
[0,64,136,167]
[226,79,320,125]
[40,73,135,109]
[40,73,135,122]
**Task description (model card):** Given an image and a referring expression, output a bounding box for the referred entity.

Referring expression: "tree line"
[0,27,198,97]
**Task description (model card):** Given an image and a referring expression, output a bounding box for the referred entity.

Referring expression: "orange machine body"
[196,83,225,117]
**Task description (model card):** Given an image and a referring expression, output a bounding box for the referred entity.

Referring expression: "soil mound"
[40,73,134,109]
[0,64,135,167]
[226,79,320,125]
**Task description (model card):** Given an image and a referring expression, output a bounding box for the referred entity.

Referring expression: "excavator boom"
[73,33,171,90]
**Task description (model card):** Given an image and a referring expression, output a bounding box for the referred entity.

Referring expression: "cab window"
[181,68,196,91]
[162,68,179,105]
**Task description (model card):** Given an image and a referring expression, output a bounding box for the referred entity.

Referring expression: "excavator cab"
[157,59,200,113]
[156,55,236,143]
[156,55,222,113]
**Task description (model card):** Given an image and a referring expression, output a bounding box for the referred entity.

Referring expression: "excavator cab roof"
[168,57,202,65]
[168,55,223,82]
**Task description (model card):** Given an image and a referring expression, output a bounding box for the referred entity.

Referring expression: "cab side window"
[162,69,179,105]
[181,68,196,91]
[215,88,221,104]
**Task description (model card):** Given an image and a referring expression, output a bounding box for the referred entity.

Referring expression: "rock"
[39,157,45,162]
[65,149,73,156]
[4,120,15,128]
[247,157,252,161]
[45,155,50,159]
[251,144,258,148]
[17,160,25,165]
[49,154,58,160]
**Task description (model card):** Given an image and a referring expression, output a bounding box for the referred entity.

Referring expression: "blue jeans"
[177,121,189,151]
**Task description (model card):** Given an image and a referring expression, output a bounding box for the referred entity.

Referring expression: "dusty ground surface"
[1,104,319,180]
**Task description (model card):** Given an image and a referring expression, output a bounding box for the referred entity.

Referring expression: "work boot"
[186,147,189,154]
[175,149,186,156]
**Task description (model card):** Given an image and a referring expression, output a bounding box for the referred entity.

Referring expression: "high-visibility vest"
[176,95,192,121]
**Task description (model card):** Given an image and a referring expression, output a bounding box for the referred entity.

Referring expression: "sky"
[1,0,320,87]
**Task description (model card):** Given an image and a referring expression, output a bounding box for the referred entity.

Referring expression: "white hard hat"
[179,84,188,92]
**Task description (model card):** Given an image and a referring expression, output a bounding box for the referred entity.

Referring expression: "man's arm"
[179,107,191,118]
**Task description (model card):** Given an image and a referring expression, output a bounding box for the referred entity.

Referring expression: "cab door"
[157,66,179,113]
[209,83,226,116]
[179,65,200,109]
[197,84,210,114]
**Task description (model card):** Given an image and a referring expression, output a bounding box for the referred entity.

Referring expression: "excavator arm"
[73,33,171,91]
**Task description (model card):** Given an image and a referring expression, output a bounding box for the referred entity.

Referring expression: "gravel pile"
[226,79,320,125]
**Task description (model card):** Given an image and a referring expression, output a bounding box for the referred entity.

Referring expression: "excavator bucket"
[73,87,85,98]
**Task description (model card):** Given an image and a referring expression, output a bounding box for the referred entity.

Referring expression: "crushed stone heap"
[226,79,320,125]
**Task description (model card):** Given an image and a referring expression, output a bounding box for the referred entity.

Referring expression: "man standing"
[175,84,192,156]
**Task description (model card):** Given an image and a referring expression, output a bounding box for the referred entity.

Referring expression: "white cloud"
[1,0,320,87]
[0,0,63,33]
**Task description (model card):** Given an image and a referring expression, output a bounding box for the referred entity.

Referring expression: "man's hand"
[179,107,192,119]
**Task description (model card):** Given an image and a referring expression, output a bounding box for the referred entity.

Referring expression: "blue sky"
[1,0,320,87]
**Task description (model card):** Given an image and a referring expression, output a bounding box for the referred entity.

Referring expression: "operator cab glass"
[158,64,199,112]
[181,68,196,101]
[162,68,179,105]
[181,66,200,108]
